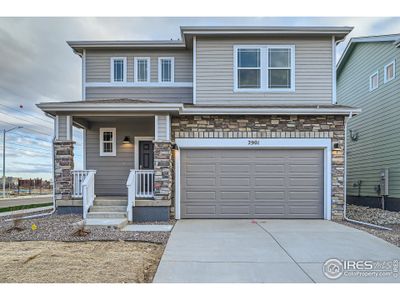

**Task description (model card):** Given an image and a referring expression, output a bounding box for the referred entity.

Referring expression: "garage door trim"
[174,138,332,220]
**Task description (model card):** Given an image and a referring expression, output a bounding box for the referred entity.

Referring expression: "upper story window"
[234,45,295,92]
[369,71,379,91]
[237,48,261,89]
[384,60,395,83]
[158,57,175,83]
[110,57,127,83]
[134,57,150,82]
[100,128,116,157]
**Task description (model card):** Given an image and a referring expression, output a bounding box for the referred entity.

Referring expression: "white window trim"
[174,138,332,221]
[369,70,379,91]
[233,45,296,93]
[134,136,154,169]
[158,57,175,83]
[110,57,127,83]
[384,60,396,83]
[134,57,151,83]
[99,128,116,157]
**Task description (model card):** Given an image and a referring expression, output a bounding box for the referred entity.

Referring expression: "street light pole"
[2,126,23,198]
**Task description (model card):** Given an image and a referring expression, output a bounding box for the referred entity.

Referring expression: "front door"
[139,141,154,170]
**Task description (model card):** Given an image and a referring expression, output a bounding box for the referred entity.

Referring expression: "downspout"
[5,114,57,222]
[343,112,391,231]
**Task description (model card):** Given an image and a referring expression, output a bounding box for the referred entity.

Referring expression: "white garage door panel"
[181,149,324,219]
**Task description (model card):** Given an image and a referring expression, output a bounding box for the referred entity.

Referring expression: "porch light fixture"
[333,142,340,151]
[122,136,131,144]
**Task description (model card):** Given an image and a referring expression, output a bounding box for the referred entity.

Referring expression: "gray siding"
[196,36,333,105]
[156,115,168,141]
[86,49,192,83]
[86,87,192,103]
[86,118,154,196]
[57,115,68,140]
[337,42,400,198]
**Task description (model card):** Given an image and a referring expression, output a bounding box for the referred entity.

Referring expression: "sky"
[0,17,400,180]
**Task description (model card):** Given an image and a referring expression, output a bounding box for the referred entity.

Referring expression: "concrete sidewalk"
[154,220,400,283]
[0,195,52,209]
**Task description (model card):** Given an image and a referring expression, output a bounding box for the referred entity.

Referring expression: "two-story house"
[337,34,400,211]
[37,26,360,224]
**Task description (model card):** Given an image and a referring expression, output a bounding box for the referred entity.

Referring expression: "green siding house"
[337,34,400,211]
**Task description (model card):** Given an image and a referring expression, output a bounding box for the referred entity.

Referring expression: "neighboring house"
[337,34,400,211]
[37,26,360,222]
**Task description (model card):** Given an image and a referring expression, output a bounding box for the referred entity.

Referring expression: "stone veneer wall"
[54,140,75,202]
[154,142,173,202]
[171,115,345,220]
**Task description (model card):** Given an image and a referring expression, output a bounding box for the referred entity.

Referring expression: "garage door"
[180,149,324,219]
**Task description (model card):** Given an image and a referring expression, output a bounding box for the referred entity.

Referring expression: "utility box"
[379,168,389,196]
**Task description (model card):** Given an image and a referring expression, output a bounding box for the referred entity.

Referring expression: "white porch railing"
[126,169,155,222]
[82,170,96,219]
[136,170,155,198]
[72,170,96,198]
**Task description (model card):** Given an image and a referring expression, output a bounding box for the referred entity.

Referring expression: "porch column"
[54,115,75,202]
[154,115,172,202]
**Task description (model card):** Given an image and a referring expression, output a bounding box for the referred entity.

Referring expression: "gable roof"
[337,33,400,74]
[67,26,353,54]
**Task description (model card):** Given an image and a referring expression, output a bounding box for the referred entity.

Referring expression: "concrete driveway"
[154,220,400,283]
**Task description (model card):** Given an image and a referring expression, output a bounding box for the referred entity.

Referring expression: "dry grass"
[0,241,164,283]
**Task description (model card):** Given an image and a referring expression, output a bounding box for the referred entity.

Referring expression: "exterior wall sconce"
[333,142,341,151]
[349,129,359,141]
[122,136,131,144]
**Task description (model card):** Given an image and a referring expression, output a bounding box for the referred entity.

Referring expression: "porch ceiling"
[73,115,154,130]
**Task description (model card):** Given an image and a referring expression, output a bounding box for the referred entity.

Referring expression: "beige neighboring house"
[37,26,360,223]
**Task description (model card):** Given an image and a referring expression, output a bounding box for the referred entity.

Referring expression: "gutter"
[343,112,391,231]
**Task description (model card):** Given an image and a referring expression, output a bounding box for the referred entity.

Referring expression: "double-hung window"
[369,71,379,91]
[234,45,295,92]
[134,57,150,82]
[111,57,126,83]
[384,60,395,83]
[268,47,292,89]
[237,48,261,89]
[158,57,174,83]
[100,128,116,156]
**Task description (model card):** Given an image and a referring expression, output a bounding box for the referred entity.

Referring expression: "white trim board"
[174,138,332,221]
[85,82,192,88]
[134,136,154,169]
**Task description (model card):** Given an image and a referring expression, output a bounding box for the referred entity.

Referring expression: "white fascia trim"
[134,57,151,83]
[134,136,154,169]
[85,82,192,88]
[384,59,396,83]
[332,36,337,104]
[193,36,197,104]
[180,107,361,115]
[39,103,184,112]
[233,45,295,93]
[110,57,127,83]
[158,57,175,83]
[174,138,332,220]
[369,70,379,91]
[82,49,86,100]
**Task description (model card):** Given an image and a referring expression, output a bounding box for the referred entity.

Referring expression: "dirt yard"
[0,241,164,283]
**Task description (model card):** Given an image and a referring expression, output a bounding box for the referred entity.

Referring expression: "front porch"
[52,113,173,222]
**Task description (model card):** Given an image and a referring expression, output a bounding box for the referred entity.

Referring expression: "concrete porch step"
[90,205,126,212]
[86,212,127,219]
[94,197,128,206]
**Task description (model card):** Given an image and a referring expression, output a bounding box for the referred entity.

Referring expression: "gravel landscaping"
[338,205,400,247]
[0,212,174,244]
